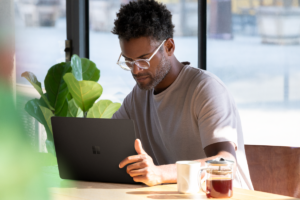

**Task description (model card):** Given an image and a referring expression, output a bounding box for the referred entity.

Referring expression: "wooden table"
[50,180,300,200]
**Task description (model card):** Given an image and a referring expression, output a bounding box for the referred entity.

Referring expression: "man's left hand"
[119,139,162,186]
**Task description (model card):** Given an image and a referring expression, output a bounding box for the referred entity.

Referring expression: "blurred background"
[13,0,300,153]
[0,0,298,199]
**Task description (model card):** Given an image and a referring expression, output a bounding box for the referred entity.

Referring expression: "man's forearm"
[158,151,237,184]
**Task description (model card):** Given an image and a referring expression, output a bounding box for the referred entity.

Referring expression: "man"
[112,0,253,190]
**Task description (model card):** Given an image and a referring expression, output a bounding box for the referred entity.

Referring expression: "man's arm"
[159,141,237,184]
[119,140,237,186]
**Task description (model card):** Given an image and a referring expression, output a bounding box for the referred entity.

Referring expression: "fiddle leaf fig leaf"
[66,93,73,101]
[81,58,100,82]
[25,99,46,125]
[55,98,68,117]
[44,62,71,115]
[38,93,49,108]
[67,99,83,117]
[46,139,56,157]
[21,71,54,110]
[39,105,54,134]
[70,54,100,82]
[87,100,121,118]
[71,54,83,81]
[24,98,53,141]
[63,73,103,113]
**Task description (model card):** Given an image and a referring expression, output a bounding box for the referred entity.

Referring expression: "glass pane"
[89,0,198,103]
[15,0,66,150]
[207,0,300,146]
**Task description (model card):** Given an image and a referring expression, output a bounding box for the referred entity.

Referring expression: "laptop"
[51,117,138,184]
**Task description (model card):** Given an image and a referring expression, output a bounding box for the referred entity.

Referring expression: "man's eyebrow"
[122,53,151,60]
[137,53,151,58]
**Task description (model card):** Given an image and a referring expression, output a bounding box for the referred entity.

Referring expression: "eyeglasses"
[116,39,166,71]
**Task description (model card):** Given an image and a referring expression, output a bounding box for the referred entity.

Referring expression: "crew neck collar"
[152,62,190,99]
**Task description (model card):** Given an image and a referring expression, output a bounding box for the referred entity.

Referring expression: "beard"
[133,54,171,91]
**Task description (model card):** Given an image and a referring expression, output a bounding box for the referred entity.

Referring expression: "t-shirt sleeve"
[112,90,133,119]
[194,76,238,149]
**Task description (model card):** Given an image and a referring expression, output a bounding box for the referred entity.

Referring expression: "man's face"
[119,37,171,90]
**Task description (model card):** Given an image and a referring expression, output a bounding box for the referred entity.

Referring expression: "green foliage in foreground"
[22,54,121,157]
[0,86,49,200]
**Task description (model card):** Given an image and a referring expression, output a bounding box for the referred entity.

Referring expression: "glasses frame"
[116,39,166,71]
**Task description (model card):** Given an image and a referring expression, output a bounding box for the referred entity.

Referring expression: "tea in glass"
[200,158,234,198]
[206,178,233,198]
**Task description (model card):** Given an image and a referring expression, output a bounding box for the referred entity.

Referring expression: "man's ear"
[164,38,175,56]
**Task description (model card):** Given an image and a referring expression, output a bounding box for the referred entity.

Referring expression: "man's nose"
[132,63,143,74]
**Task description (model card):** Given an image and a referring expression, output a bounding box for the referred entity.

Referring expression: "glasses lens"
[118,62,131,71]
[136,60,150,69]
[118,60,149,71]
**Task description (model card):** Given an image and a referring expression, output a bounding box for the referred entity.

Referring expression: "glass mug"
[200,158,234,198]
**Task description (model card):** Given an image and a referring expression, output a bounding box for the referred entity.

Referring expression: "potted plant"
[21,54,121,160]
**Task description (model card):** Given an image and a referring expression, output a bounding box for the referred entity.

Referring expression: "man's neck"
[153,57,185,95]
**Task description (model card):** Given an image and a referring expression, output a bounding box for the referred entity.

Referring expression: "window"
[206,0,300,146]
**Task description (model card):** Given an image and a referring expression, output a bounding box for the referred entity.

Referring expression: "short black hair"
[112,0,174,42]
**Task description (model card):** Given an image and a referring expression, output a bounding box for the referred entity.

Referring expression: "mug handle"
[198,168,207,193]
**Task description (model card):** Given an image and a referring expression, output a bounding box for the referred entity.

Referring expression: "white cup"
[176,161,202,194]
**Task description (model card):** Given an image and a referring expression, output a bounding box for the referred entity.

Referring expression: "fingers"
[119,154,147,168]
[126,159,150,173]
[135,139,146,155]
[119,139,147,168]
[132,175,146,183]
[128,168,147,177]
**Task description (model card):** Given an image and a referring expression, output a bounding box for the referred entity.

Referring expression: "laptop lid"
[51,117,138,184]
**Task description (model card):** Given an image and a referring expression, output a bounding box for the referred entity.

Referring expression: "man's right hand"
[119,139,163,186]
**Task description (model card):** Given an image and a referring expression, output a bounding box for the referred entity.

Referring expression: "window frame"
[66,0,89,60]
[198,0,207,70]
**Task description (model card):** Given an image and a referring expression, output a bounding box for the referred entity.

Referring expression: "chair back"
[245,145,300,198]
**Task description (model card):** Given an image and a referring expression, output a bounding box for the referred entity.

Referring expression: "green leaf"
[39,93,49,108]
[24,98,53,141]
[87,100,121,118]
[67,99,83,117]
[66,93,72,101]
[70,54,100,82]
[46,139,56,157]
[63,73,103,113]
[71,54,83,81]
[44,62,71,115]
[44,127,54,142]
[25,99,46,125]
[55,99,68,117]
[81,58,100,82]
[39,106,54,134]
[39,95,55,140]
[21,71,54,110]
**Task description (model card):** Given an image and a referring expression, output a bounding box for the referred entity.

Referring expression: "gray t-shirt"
[112,64,253,190]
